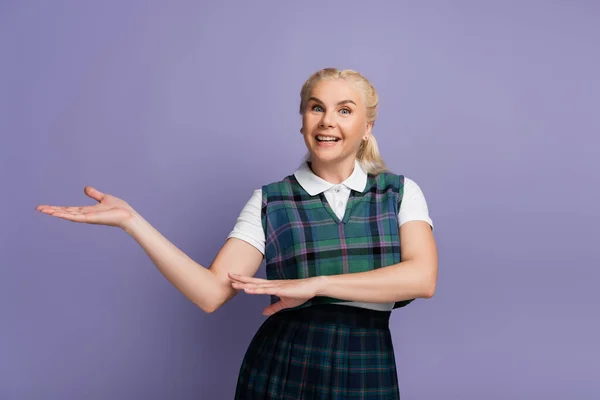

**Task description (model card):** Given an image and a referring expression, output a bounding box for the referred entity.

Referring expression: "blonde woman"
[37,68,438,399]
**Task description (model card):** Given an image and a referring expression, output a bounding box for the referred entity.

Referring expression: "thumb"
[262,301,288,316]
[84,186,105,202]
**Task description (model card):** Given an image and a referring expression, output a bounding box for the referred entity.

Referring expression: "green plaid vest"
[261,170,414,311]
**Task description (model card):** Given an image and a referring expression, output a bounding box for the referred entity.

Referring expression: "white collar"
[293,159,368,195]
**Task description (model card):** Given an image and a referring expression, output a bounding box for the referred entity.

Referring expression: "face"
[301,79,372,164]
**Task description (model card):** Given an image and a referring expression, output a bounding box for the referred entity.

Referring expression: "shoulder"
[373,171,425,195]
[366,172,407,199]
[396,175,434,230]
[261,173,301,199]
[403,176,424,196]
[238,188,262,212]
[369,171,404,188]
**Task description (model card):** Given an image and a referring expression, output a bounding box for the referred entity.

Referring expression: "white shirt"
[228,160,434,311]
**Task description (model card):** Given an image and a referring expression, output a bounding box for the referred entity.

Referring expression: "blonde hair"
[299,68,388,175]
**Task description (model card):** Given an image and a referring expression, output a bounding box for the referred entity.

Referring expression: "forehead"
[310,79,364,105]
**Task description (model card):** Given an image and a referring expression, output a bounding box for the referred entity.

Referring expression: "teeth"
[316,135,339,141]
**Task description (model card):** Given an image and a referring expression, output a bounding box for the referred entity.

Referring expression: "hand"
[228,273,323,316]
[36,186,138,229]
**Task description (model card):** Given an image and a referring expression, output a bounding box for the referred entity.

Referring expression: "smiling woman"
[36,67,437,399]
[225,68,438,398]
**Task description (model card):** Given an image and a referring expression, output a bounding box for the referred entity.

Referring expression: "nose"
[319,110,335,128]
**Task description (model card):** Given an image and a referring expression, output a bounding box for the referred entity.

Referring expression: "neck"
[308,157,357,184]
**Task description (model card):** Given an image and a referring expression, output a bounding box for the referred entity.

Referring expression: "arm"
[316,220,438,302]
[123,213,263,313]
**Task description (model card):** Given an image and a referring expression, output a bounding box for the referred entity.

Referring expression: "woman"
[36,68,438,399]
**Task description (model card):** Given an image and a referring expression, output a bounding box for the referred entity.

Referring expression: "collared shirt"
[229,160,433,254]
[227,160,434,311]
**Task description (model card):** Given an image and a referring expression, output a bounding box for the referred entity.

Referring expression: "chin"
[309,151,344,163]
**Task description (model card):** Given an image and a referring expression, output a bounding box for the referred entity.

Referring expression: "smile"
[316,135,340,142]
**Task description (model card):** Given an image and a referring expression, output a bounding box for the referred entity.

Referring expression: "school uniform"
[228,160,433,399]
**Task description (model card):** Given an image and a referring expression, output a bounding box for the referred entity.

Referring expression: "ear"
[363,122,373,141]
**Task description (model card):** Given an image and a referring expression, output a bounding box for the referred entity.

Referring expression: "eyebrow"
[308,97,357,106]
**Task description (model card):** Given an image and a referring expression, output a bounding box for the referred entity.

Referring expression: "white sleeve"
[399,177,434,230]
[227,189,266,255]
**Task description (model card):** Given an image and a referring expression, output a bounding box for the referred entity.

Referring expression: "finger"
[231,282,278,291]
[44,211,91,223]
[37,205,85,213]
[84,186,105,202]
[36,205,56,213]
[43,206,103,220]
[37,206,70,215]
[228,273,262,283]
[37,205,67,212]
[38,207,84,216]
[243,286,279,295]
[228,273,270,284]
[231,282,251,290]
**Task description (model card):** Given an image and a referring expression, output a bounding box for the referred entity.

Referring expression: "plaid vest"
[261,170,414,311]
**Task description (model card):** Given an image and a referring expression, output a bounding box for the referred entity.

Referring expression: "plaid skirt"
[234,304,400,399]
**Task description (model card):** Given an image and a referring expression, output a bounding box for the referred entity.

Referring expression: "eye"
[311,105,324,112]
[339,108,351,115]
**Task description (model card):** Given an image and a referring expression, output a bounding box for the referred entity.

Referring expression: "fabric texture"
[227,160,434,257]
[261,169,414,311]
[234,304,400,400]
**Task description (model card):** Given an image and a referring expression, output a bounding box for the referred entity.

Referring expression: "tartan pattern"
[234,304,400,399]
[261,171,414,310]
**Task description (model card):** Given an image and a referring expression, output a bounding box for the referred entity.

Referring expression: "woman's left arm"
[228,220,438,315]
[316,220,438,302]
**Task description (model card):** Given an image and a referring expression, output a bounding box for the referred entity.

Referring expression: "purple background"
[2,1,598,398]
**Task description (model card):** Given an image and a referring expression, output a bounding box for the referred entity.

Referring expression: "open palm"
[36,186,137,228]
[228,273,321,316]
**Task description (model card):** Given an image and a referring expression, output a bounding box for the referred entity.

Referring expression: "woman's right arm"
[123,213,263,313]
[37,186,264,314]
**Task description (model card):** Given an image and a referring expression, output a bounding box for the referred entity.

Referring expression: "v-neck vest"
[261,171,415,311]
